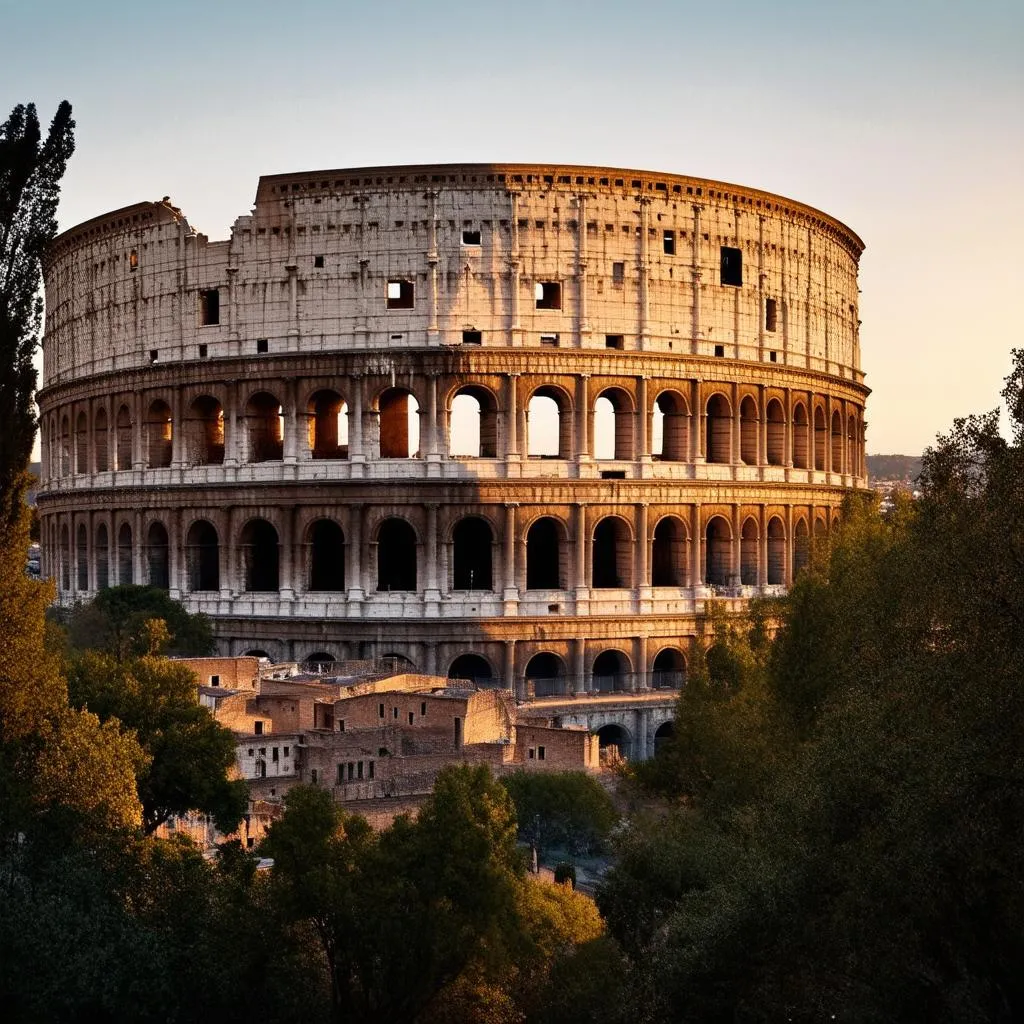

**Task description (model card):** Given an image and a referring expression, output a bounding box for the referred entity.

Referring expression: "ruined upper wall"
[42,163,864,388]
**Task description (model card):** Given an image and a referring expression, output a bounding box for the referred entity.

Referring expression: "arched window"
[452,517,493,591]
[831,410,844,473]
[766,399,785,466]
[146,400,173,468]
[94,407,109,472]
[767,517,786,585]
[59,524,70,590]
[526,517,564,590]
[814,406,827,471]
[847,414,858,477]
[652,516,687,587]
[116,405,132,470]
[376,518,417,591]
[592,650,630,692]
[594,388,633,460]
[525,652,568,698]
[75,411,88,474]
[378,388,419,458]
[117,523,133,585]
[706,394,731,464]
[740,396,758,465]
[186,520,220,592]
[186,396,225,465]
[654,721,675,754]
[740,518,759,585]
[76,522,88,591]
[595,723,630,759]
[246,392,284,462]
[308,519,345,591]
[449,386,497,458]
[653,391,690,461]
[794,518,810,576]
[308,390,349,459]
[652,648,686,689]
[527,386,571,458]
[792,403,809,469]
[705,516,731,586]
[239,519,280,591]
[592,516,632,589]
[60,416,70,476]
[448,654,494,687]
[304,652,337,674]
[147,521,169,589]
[95,523,109,590]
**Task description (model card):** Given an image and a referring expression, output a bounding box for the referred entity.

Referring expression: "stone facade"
[37,163,868,695]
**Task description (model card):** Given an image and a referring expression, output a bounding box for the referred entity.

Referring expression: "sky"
[3,0,1021,455]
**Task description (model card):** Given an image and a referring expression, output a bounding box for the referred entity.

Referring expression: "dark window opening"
[593,651,629,693]
[705,518,731,586]
[611,261,625,284]
[538,746,545,760]
[592,517,631,589]
[769,350,778,362]
[600,470,626,479]
[256,338,269,354]
[452,517,493,590]
[462,330,482,345]
[526,517,563,589]
[198,343,208,358]
[535,281,562,309]
[663,230,675,255]
[376,518,417,591]
[149,349,159,363]
[765,297,778,332]
[605,334,623,349]
[186,519,220,591]
[539,333,559,347]
[314,255,324,268]
[720,246,742,286]
[129,249,138,270]
[254,721,263,736]
[200,289,220,325]
[714,344,725,357]
[386,279,414,309]
[652,517,687,587]
[378,703,385,718]
[246,392,283,462]
[240,519,280,591]
[461,230,481,245]
[186,395,224,466]
[308,519,345,591]
[408,712,415,725]
[146,521,169,590]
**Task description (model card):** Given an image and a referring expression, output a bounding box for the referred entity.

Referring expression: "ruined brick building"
[37,163,868,707]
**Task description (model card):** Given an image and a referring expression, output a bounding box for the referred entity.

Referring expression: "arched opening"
[651,516,687,587]
[527,386,571,458]
[186,520,220,592]
[186,396,225,465]
[246,392,284,462]
[449,386,497,458]
[653,391,690,461]
[652,648,686,689]
[452,517,493,591]
[525,652,568,698]
[592,649,630,692]
[380,652,417,672]
[76,522,88,591]
[146,521,169,590]
[831,410,844,473]
[95,523,109,590]
[792,403,809,469]
[307,519,345,591]
[594,388,633,460]
[794,518,810,577]
[592,516,632,589]
[740,518,759,585]
[376,518,417,591]
[146,400,173,468]
[813,406,826,471]
[595,723,630,760]
[308,390,349,459]
[765,399,785,466]
[60,416,70,476]
[378,388,420,458]
[526,517,565,590]
[654,721,675,754]
[767,517,786,585]
[706,394,732,464]
[59,524,70,590]
[847,415,858,477]
[115,405,132,470]
[239,519,280,592]
[304,652,337,674]
[244,649,271,660]
[75,411,88,474]
[705,516,732,586]
[448,654,494,688]
[739,396,758,465]
[94,407,109,472]
[117,523,133,585]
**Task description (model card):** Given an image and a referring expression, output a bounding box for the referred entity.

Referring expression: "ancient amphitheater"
[38,162,867,704]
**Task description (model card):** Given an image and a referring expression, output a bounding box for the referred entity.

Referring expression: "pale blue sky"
[4,0,1021,453]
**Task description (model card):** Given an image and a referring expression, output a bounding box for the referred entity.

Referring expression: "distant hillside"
[867,454,922,483]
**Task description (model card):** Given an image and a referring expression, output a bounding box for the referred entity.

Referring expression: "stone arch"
[740,516,759,585]
[94,407,109,472]
[654,720,675,754]
[185,395,225,465]
[95,522,110,590]
[766,398,785,466]
[739,396,758,465]
[186,519,220,592]
[117,522,133,585]
[525,651,568,698]
[377,387,420,458]
[307,389,349,459]
[792,402,809,469]
[705,515,732,586]
[452,516,493,591]
[651,515,688,587]
[244,649,271,660]
[525,515,567,590]
[449,384,498,458]
[145,399,173,468]
[146,520,170,589]
[307,518,345,591]
[245,392,284,462]
[592,649,632,692]
[381,652,417,672]
[592,515,632,589]
[115,405,132,470]
[376,517,417,591]
[767,516,786,585]
[239,518,280,591]
[794,517,810,576]
[593,386,634,460]
[653,390,690,461]
[651,647,687,689]
[814,405,827,471]
[304,651,337,673]
[831,409,844,473]
[527,384,572,458]
[705,393,732,464]
[76,521,88,591]
[75,410,88,474]
[448,653,495,687]
[595,723,631,759]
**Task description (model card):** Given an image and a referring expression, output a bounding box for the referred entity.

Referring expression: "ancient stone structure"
[37,163,868,700]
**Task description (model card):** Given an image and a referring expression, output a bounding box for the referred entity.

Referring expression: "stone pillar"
[691,204,703,353]
[576,375,590,461]
[505,373,519,459]
[426,190,440,341]
[637,376,649,463]
[425,503,440,610]
[759,503,768,589]
[346,504,365,609]
[426,373,440,464]
[574,503,588,591]
[349,376,365,463]
[784,386,793,468]
[225,381,240,466]
[283,379,298,464]
[504,639,517,696]
[576,193,590,347]
[168,508,182,600]
[638,196,650,350]
[133,510,145,585]
[279,507,295,599]
[691,503,703,586]
[635,503,649,588]
[692,379,705,462]
[785,504,794,587]
[731,381,741,466]
[507,191,521,346]
[132,392,144,469]
[635,708,649,759]
[171,386,184,468]
[503,504,518,603]
[731,504,742,587]
[573,638,586,695]
[219,507,233,598]
[633,634,648,692]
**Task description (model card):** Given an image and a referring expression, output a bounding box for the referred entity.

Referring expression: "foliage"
[553,862,576,886]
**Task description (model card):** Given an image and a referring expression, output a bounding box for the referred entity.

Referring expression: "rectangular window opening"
[534,281,562,309]
[601,470,626,479]
[129,249,138,271]
[663,230,675,255]
[254,721,263,735]
[408,711,415,725]
[420,701,427,716]
[386,279,414,309]
[368,760,375,779]
[149,349,158,363]
[378,702,385,718]
[462,330,482,345]
[605,334,623,349]
[528,747,535,760]
[256,338,269,354]
[461,229,481,245]
[720,246,743,286]
[765,297,778,332]
[210,674,220,686]
[769,350,778,363]
[539,333,559,347]
[200,288,220,326]
[538,745,546,760]
[338,719,345,732]
[198,343,208,359]
[314,255,324,268]
[611,261,625,285]
[714,344,725,357]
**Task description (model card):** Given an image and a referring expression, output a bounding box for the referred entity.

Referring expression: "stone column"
[575,193,590,347]
[426,373,440,465]
[731,381,741,466]
[759,504,768,589]
[219,506,233,598]
[784,386,794,469]
[507,191,522,346]
[691,503,703,586]
[731,505,742,587]
[504,639,516,696]
[638,196,651,350]
[637,376,649,465]
[171,386,184,468]
[349,376,365,464]
[133,510,145,585]
[346,504,365,609]
[426,190,440,342]
[574,503,588,590]
[635,502,649,588]
[691,204,703,353]
[424,503,440,611]
[225,381,240,466]
[283,379,298,464]
[168,508,182,600]
[573,638,586,696]
[503,503,518,604]
[785,504,794,587]
[692,379,705,462]
[279,507,295,599]
[633,634,648,692]
[505,373,519,459]
[576,375,590,461]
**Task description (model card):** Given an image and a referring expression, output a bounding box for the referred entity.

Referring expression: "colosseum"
[37,162,867,704]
